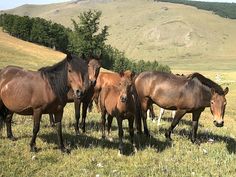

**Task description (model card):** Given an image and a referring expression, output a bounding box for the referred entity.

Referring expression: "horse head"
[87,57,101,87]
[118,70,135,103]
[210,87,229,127]
[66,54,89,99]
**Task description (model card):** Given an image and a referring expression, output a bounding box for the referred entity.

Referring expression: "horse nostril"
[120,96,127,103]
[76,90,83,98]
[90,80,96,86]
[213,120,224,127]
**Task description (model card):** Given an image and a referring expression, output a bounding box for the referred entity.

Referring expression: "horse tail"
[131,79,142,134]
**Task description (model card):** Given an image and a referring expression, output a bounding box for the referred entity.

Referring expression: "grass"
[0,5,236,176]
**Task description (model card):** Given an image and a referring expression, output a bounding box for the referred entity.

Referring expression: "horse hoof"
[107,136,113,142]
[191,139,200,145]
[118,149,124,156]
[61,148,70,154]
[8,136,17,141]
[30,146,38,153]
[133,146,138,153]
[165,132,172,141]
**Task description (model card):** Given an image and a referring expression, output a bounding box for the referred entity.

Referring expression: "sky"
[0,0,236,10]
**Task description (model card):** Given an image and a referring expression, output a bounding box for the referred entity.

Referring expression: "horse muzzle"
[90,80,96,87]
[74,90,83,99]
[213,120,224,127]
[120,96,128,103]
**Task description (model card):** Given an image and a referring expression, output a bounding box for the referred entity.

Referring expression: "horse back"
[0,66,56,114]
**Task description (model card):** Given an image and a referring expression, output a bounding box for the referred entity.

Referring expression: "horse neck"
[200,85,212,107]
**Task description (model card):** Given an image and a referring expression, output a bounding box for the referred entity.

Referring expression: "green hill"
[4,0,236,71]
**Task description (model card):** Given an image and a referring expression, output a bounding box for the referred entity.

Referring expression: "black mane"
[188,72,224,95]
[39,58,69,103]
[39,55,89,103]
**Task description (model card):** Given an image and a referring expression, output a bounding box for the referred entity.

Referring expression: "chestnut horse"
[0,54,89,153]
[99,72,141,155]
[77,70,134,134]
[134,71,229,143]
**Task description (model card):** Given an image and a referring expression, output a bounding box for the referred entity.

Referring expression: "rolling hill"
[0,28,64,70]
[4,0,236,71]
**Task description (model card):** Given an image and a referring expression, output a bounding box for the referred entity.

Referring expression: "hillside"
[4,0,236,71]
[0,28,64,70]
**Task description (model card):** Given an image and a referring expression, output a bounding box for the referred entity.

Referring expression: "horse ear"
[66,53,72,62]
[211,88,215,95]
[131,71,136,79]
[224,87,229,95]
[119,71,124,77]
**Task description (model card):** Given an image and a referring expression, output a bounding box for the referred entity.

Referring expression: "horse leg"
[191,110,202,143]
[54,110,69,153]
[30,109,42,152]
[74,99,81,135]
[149,104,155,120]
[157,108,165,126]
[81,101,88,133]
[165,110,186,141]
[5,112,16,141]
[128,116,137,152]
[100,110,106,139]
[49,113,55,127]
[107,115,113,141]
[142,111,150,137]
[117,117,124,155]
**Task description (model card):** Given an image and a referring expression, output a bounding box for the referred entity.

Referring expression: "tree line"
[157,0,236,19]
[0,12,170,73]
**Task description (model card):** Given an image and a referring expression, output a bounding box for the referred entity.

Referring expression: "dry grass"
[0,29,64,70]
[5,0,236,71]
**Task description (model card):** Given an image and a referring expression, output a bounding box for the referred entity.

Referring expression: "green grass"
[0,101,236,176]
[0,6,236,176]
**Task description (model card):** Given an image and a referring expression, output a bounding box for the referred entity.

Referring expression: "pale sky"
[0,0,236,10]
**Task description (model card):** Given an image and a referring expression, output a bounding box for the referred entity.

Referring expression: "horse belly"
[1,80,33,113]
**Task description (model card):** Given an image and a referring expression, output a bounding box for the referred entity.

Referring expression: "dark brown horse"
[99,72,141,155]
[49,58,101,133]
[0,54,90,153]
[134,71,229,143]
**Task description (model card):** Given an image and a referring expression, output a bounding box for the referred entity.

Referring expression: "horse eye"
[211,101,214,104]
[224,102,227,105]
[68,69,72,73]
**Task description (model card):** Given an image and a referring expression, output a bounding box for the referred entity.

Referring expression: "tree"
[68,10,109,58]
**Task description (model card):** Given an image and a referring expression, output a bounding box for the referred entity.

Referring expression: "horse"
[99,71,141,155]
[0,54,90,153]
[77,70,134,134]
[134,71,229,143]
[48,58,101,133]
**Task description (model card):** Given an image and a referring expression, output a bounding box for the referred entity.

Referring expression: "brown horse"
[134,71,229,143]
[49,58,101,132]
[99,72,141,155]
[0,54,89,153]
[76,70,134,134]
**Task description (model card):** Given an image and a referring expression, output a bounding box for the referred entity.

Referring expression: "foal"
[99,72,140,155]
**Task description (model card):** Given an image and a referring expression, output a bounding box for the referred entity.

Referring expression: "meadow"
[0,27,236,177]
[1,1,236,175]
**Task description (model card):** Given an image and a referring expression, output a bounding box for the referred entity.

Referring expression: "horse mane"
[39,58,69,103]
[187,72,224,95]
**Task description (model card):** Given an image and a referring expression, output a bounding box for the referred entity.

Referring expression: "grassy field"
[1,0,236,175]
[0,28,236,177]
